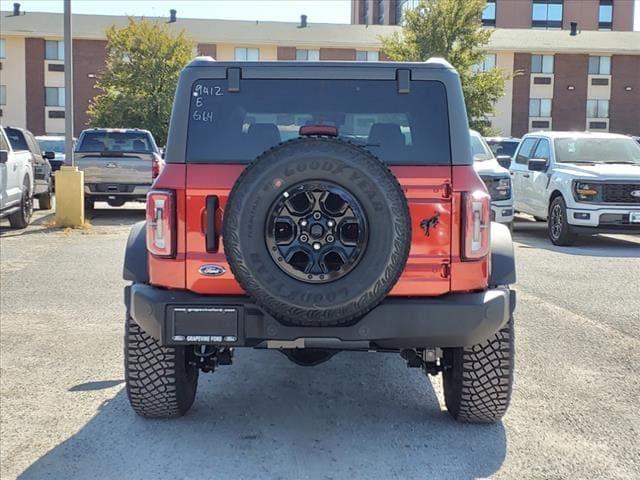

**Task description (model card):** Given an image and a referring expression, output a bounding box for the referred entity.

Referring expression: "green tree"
[88,19,193,145]
[382,0,506,134]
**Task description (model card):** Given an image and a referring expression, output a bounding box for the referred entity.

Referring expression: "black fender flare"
[489,222,516,287]
[123,221,149,283]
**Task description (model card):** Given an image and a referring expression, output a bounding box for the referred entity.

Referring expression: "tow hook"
[400,348,445,376]
[191,346,234,373]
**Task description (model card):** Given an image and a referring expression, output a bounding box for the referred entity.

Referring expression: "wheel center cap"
[310,223,324,238]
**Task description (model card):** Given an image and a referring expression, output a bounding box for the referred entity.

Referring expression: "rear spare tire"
[223,137,411,326]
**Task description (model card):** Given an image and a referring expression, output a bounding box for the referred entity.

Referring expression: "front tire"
[8,185,33,229]
[548,196,576,246]
[442,316,514,423]
[125,316,199,418]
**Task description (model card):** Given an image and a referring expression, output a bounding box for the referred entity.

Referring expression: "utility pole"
[64,0,74,166]
[55,0,84,227]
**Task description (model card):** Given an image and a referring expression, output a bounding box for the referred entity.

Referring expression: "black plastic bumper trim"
[126,284,515,349]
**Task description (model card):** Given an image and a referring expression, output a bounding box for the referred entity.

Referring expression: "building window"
[235,47,260,61]
[587,99,609,118]
[395,0,419,25]
[588,56,611,75]
[295,49,320,61]
[472,54,497,73]
[0,39,6,59]
[532,0,563,29]
[356,50,379,61]
[482,0,496,26]
[45,87,65,107]
[599,0,613,30]
[376,0,384,24]
[0,85,6,105]
[362,0,369,23]
[531,54,554,74]
[45,40,64,60]
[529,98,552,117]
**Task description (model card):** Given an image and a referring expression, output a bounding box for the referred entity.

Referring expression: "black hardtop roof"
[166,56,473,166]
[187,57,455,71]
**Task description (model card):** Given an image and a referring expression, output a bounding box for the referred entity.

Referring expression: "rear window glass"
[5,128,29,151]
[186,79,451,165]
[77,132,155,153]
[488,140,519,158]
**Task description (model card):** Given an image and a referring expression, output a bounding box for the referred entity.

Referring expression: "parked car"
[510,131,640,245]
[75,128,163,209]
[122,58,517,423]
[470,130,514,228]
[36,135,76,171]
[0,126,35,228]
[485,136,521,169]
[4,127,53,210]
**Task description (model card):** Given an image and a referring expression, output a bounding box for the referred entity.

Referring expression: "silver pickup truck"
[75,128,163,209]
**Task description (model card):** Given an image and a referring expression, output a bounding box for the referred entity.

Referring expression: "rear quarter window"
[186,79,451,165]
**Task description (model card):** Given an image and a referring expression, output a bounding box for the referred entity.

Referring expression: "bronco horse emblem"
[420,212,440,237]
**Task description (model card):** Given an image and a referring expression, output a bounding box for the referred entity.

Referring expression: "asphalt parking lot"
[1,201,639,480]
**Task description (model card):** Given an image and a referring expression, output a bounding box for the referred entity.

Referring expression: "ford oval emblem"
[631,190,640,198]
[199,264,226,276]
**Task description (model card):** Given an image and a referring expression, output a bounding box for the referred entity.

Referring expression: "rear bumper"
[125,284,516,349]
[85,183,151,198]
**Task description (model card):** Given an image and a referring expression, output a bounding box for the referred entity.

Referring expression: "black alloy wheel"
[266,182,368,284]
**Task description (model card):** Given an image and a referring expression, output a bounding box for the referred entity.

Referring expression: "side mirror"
[0,150,8,164]
[496,155,512,169]
[528,158,549,172]
[43,151,56,160]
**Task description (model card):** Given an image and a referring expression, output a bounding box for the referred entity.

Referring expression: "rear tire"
[442,316,514,423]
[125,316,199,418]
[548,196,576,246]
[37,191,53,210]
[8,184,33,229]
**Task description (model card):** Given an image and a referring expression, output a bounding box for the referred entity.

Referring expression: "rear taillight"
[152,155,161,179]
[146,190,175,257]
[462,190,491,260]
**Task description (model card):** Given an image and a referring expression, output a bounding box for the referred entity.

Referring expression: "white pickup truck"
[0,125,35,228]
[470,130,514,228]
[75,128,163,210]
[510,131,640,245]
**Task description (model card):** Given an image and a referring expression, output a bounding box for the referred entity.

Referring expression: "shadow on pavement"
[86,204,145,227]
[69,380,125,392]
[18,350,506,480]
[513,217,640,258]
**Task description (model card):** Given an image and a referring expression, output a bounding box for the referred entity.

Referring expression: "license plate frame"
[170,306,239,343]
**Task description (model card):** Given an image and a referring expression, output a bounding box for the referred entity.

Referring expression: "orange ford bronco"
[123,58,516,423]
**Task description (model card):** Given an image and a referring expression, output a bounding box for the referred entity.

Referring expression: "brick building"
[1,1,639,137]
[352,0,640,136]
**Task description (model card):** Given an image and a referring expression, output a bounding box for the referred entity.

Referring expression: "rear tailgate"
[76,152,154,185]
[183,164,452,296]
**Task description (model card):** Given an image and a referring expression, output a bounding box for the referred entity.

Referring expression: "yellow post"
[54,166,84,227]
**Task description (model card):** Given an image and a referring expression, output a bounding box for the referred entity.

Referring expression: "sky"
[1,0,639,29]
[0,0,352,24]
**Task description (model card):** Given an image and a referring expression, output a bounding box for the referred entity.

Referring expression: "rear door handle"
[523,173,530,178]
[205,196,219,252]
